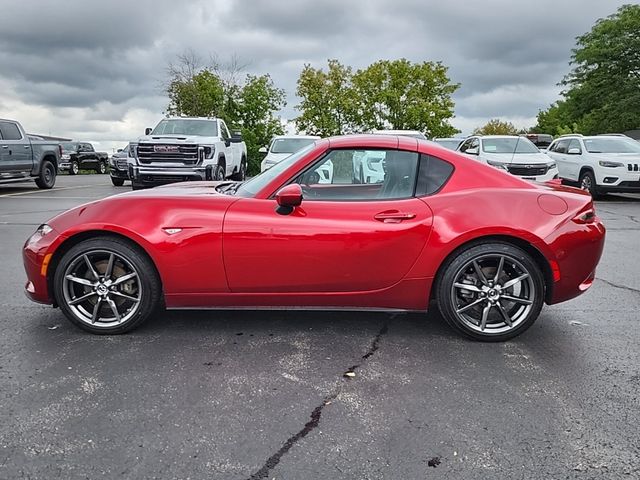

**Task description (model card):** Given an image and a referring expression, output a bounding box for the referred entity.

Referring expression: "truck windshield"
[151,119,218,137]
[271,138,316,154]
[584,137,640,154]
[482,138,539,154]
[61,142,78,152]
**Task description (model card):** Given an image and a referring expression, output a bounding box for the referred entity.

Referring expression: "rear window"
[415,154,454,196]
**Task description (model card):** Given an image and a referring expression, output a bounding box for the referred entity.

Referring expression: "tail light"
[573,207,596,224]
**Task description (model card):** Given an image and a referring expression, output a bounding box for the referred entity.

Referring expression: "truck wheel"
[70,160,79,175]
[131,182,146,190]
[111,177,125,187]
[97,161,107,174]
[213,164,225,181]
[230,158,247,181]
[35,160,56,189]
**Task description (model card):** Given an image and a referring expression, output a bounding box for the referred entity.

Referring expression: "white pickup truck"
[129,117,247,190]
[0,119,61,189]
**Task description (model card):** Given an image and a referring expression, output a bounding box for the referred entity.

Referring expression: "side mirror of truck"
[230,131,243,143]
[258,147,268,154]
[145,128,152,136]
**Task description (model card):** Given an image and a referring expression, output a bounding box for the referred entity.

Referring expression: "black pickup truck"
[59,142,109,174]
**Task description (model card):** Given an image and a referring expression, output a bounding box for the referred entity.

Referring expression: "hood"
[589,152,640,163]
[482,152,551,165]
[137,134,221,144]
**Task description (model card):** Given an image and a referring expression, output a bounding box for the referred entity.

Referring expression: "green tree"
[165,52,286,175]
[473,119,518,135]
[353,59,460,137]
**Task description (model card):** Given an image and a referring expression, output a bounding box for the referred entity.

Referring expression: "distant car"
[457,135,558,182]
[546,134,640,197]
[524,133,554,150]
[24,134,605,341]
[259,135,320,172]
[59,142,109,175]
[109,144,135,186]
[433,138,463,151]
[372,129,428,140]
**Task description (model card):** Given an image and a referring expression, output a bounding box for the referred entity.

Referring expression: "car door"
[549,139,571,179]
[219,120,240,175]
[222,148,433,293]
[82,143,98,169]
[0,121,32,175]
[565,139,583,180]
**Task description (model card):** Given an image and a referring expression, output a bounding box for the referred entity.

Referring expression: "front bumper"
[129,165,213,186]
[110,168,129,180]
[23,228,61,305]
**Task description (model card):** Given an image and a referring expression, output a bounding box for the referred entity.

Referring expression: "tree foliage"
[295,59,460,138]
[473,119,518,135]
[534,4,640,135]
[166,51,286,175]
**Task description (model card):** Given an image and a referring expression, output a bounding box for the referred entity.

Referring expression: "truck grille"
[116,157,128,169]
[507,164,548,176]
[137,143,199,165]
[628,163,639,172]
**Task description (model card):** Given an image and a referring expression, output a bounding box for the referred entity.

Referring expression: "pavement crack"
[246,322,389,480]
[596,277,640,294]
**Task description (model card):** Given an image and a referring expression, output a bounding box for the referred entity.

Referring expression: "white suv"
[457,135,558,182]
[546,134,640,197]
[259,135,319,172]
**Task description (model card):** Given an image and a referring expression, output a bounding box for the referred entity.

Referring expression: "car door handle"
[24,145,31,149]
[1,145,8,149]
[374,212,416,223]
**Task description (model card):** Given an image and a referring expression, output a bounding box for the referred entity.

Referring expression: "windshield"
[151,119,218,137]
[482,137,539,154]
[61,142,78,152]
[584,137,640,154]
[435,139,462,150]
[271,138,316,154]
[235,143,316,198]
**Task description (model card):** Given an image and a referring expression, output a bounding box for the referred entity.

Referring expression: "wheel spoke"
[106,297,122,323]
[473,260,489,285]
[480,303,491,331]
[454,282,482,293]
[494,256,505,282]
[65,274,96,287]
[496,301,513,327]
[112,272,137,286]
[456,297,485,314]
[501,295,533,305]
[502,273,530,290]
[84,254,100,280]
[110,291,140,302]
[105,253,115,280]
[91,298,102,324]
[69,291,97,305]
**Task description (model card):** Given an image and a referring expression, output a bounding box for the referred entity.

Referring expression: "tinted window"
[458,139,474,152]
[294,149,419,201]
[554,139,570,154]
[415,154,454,196]
[0,122,22,140]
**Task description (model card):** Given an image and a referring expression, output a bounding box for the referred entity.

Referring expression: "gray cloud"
[0,0,630,148]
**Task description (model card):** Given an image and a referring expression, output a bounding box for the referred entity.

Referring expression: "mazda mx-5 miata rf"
[23,135,605,341]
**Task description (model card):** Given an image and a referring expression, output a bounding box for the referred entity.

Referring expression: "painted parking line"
[0,185,97,198]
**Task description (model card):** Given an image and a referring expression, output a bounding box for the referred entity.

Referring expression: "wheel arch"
[42,154,58,173]
[430,234,554,305]
[47,229,163,305]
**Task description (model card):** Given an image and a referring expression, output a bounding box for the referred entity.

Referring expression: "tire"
[436,242,545,342]
[111,177,125,187]
[70,160,80,175]
[579,170,603,199]
[35,160,56,189]
[97,161,107,174]
[230,158,247,181]
[53,237,162,334]
[131,182,146,190]
[213,163,225,181]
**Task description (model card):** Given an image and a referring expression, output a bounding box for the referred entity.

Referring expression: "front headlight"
[37,224,53,236]
[599,160,624,168]
[129,144,138,158]
[546,161,557,169]
[487,160,508,170]
[61,154,70,160]
[203,145,216,159]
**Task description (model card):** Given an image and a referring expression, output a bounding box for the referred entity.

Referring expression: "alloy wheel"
[450,254,535,334]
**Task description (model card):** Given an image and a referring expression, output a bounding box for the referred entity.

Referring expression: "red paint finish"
[23,135,606,313]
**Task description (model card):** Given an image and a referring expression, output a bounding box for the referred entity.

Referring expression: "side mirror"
[567,147,581,155]
[275,184,303,214]
[145,127,152,135]
[230,131,243,143]
[466,147,479,155]
[117,149,123,153]
[258,146,268,154]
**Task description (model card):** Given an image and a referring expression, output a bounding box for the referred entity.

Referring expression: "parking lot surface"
[1,176,639,479]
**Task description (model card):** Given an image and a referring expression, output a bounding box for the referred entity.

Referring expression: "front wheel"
[70,160,79,175]
[213,163,225,181]
[35,160,56,189]
[230,158,246,181]
[111,176,125,186]
[579,170,603,199]
[97,161,107,174]
[436,242,545,341]
[53,237,162,334]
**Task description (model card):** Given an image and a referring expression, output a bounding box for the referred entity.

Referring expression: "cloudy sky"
[0,0,628,151]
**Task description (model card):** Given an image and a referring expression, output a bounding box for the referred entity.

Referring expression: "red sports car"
[23,135,605,341]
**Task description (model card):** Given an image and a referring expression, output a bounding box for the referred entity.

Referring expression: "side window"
[471,138,480,150]
[0,121,23,140]
[294,149,419,201]
[415,154,454,196]
[567,139,582,154]
[220,121,230,142]
[459,139,473,153]
[554,139,569,154]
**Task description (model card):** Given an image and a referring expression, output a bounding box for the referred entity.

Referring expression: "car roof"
[372,129,424,135]
[273,134,321,140]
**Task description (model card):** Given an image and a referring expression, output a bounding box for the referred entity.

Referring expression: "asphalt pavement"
[1,175,639,479]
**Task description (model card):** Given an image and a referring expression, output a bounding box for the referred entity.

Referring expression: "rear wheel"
[35,160,56,189]
[53,237,162,334]
[437,242,545,341]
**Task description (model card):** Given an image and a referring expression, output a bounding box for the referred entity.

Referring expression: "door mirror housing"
[230,131,243,143]
[567,147,581,155]
[258,146,268,154]
[466,147,479,155]
[145,127,152,135]
[275,184,303,214]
